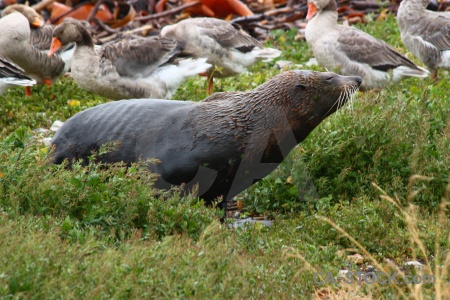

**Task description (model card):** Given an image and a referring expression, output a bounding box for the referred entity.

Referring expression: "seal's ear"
[296,83,309,90]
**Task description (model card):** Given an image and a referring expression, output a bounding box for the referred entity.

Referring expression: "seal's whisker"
[341,90,347,106]
[345,87,352,112]
[328,90,344,118]
[337,92,342,107]
[340,89,347,109]
[337,92,344,111]
[342,86,357,113]
[349,86,358,112]
[337,91,344,110]
[325,97,338,117]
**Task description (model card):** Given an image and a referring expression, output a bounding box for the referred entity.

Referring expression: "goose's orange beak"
[48,37,62,57]
[306,3,318,21]
[31,16,45,28]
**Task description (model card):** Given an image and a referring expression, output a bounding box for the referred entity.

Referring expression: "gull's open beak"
[306,3,318,21]
[48,37,62,57]
[31,16,45,28]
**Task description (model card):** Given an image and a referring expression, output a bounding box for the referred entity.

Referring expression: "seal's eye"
[325,76,334,82]
[296,83,308,90]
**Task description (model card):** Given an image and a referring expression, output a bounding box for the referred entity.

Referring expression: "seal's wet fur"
[50,70,361,206]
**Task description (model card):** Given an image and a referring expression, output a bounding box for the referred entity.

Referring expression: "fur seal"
[50,70,361,207]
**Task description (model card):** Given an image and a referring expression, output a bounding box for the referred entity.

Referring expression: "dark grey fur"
[50,70,361,205]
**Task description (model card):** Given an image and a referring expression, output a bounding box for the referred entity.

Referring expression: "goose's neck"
[315,9,337,26]
[398,0,426,21]
[73,27,96,51]
[401,0,427,9]
[73,40,96,58]
[306,9,338,42]
[76,35,95,49]
[72,41,98,73]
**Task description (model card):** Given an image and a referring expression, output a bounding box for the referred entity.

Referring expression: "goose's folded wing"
[337,26,419,71]
[100,36,180,77]
[36,49,67,78]
[193,19,264,52]
[30,25,54,51]
[412,15,450,52]
[0,55,30,79]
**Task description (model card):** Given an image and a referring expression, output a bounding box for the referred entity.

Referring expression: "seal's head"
[291,70,361,120]
[259,70,361,129]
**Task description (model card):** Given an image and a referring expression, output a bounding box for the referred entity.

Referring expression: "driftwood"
[135,1,201,21]
[98,24,154,43]
[31,0,58,12]
[87,0,105,23]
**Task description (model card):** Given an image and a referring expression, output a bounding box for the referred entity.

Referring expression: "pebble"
[305,57,319,67]
[405,261,423,269]
[228,218,273,229]
[346,253,364,264]
[34,128,49,134]
[273,60,295,70]
[50,120,64,132]
[32,121,64,146]
[41,137,52,146]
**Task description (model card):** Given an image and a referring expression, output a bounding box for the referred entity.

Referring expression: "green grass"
[0,14,449,298]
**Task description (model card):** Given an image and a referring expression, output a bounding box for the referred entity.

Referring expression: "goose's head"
[2,4,44,28]
[49,21,93,56]
[306,0,337,20]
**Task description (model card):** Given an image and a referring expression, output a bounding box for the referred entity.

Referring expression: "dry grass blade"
[316,215,409,298]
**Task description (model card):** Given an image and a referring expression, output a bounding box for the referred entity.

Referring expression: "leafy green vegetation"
[0,14,448,298]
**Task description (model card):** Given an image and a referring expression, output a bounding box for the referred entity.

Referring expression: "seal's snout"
[354,76,362,86]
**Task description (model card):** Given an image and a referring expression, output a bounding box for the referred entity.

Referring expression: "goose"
[305,0,429,90]
[2,4,44,27]
[0,4,71,96]
[160,17,281,94]
[49,21,211,100]
[0,55,36,95]
[3,5,57,52]
[3,4,75,54]
[397,0,450,80]
[3,5,79,53]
